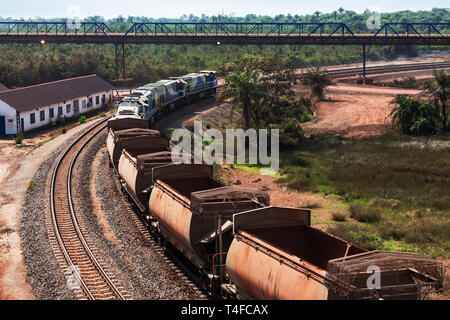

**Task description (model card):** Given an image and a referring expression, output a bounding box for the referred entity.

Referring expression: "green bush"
[390,95,442,135]
[99,112,106,117]
[78,116,86,124]
[276,120,304,150]
[15,132,24,144]
[27,179,35,190]
[332,212,347,222]
[349,204,382,223]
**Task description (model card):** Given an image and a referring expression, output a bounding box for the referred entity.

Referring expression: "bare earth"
[301,84,421,139]
[0,117,104,299]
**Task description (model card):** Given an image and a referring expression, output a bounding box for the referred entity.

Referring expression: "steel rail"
[50,116,125,300]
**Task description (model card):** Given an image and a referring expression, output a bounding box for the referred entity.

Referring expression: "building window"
[66,104,71,113]
[102,94,106,104]
[50,108,54,118]
[88,97,93,107]
[82,100,87,109]
[40,110,45,121]
[30,113,35,124]
[95,96,100,105]
[58,106,63,116]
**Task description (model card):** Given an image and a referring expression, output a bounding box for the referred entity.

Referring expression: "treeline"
[0,43,417,88]
[0,8,448,88]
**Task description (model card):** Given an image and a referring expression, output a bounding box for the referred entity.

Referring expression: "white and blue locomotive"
[115,70,218,124]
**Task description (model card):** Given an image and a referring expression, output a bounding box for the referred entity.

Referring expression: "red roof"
[0,74,115,112]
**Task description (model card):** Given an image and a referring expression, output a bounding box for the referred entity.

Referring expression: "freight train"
[105,71,444,300]
[115,70,218,125]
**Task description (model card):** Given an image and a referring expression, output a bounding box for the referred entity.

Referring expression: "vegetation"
[301,67,335,99]
[390,71,449,135]
[0,9,449,88]
[421,70,449,131]
[15,132,24,144]
[217,55,313,149]
[332,211,347,222]
[389,76,421,89]
[78,115,86,124]
[390,95,442,135]
[276,136,449,257]
[27,179,35,190]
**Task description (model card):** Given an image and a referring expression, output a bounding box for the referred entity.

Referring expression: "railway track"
[50,118,127,300]
[324,61,450,78]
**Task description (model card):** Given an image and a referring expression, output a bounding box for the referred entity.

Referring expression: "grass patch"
[349,204,382,223]
[276,135,450,258]
[332,211,347,222]
[27,179,35,190]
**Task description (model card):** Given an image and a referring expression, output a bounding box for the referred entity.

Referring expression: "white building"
[0,74,115,135]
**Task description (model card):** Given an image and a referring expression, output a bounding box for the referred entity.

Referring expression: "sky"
[1,0,448,19]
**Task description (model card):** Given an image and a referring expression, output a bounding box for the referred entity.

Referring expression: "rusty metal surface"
[117,139,171,207]
[149,165,266,267]
[107,130,162,168]
[225,207,366,300]
[107,117,148,131]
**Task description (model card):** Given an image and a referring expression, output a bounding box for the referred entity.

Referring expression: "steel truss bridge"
[1,21,449,79]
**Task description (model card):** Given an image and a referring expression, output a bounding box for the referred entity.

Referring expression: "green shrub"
[99,112,106,117]
[273,120,304,150]
[27,179,35,190]
[78,116,86,124]
[390,95,442,135]
[332,212,347,222]
[15,132,24,144]
[349,204,382,223]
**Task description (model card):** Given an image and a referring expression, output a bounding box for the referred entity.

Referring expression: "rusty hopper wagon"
[106,117,160,169]
[117,136,173,213]
[107,128,160,169]
[148,164,269,291]
[224,207,443,300]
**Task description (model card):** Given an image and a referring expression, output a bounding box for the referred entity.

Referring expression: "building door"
[73,100,79,115]
[0,116,5,135]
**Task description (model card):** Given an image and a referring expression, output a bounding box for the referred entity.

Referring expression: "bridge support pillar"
[114,44,119,80]
[362,44,366,82]
[114,44,126,81]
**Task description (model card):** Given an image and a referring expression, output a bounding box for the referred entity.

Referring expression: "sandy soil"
[300,84,422,139]
[0,117,104,299]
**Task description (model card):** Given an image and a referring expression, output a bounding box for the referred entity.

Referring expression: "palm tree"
[217,70,261,129]
[421,70,449,131]
[301,67,335,100]
[390,95,441,135]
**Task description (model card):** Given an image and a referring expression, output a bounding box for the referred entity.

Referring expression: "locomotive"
[115,70,218,125]
[105,71,444,300]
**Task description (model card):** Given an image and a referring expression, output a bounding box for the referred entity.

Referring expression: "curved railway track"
[50,117,126,300]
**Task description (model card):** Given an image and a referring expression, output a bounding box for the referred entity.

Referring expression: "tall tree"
[301,67,335,100]
[217,69,261,129]
[421,70,449,131]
